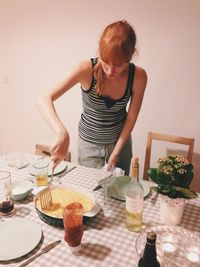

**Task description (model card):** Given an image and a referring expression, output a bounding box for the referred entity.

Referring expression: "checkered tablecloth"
[0,154,200,267]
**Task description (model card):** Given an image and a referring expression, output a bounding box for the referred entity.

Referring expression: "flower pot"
[160,195,185,225]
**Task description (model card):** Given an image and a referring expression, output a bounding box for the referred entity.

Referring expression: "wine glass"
[98,165,116,217]
[6,151,25,180]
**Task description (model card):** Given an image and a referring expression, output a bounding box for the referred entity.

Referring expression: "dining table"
[0,153,200,267]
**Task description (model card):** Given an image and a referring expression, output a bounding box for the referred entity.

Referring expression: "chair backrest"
[143,132,194,180]
[35,144,71,162]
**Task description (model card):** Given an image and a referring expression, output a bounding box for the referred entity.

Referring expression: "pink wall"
[1,0,200,191]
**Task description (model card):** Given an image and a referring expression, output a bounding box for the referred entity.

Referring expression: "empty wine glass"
[98,165,116,217]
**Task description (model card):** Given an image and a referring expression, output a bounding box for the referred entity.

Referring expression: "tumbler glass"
[33,159,49,186]
[0,171,15,216]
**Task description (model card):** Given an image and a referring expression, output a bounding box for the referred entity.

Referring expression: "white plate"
[29,158,67,176]
[0,218,42,261]
[108,176,150,201]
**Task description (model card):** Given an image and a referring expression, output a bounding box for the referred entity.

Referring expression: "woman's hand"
[107,152,118,170]
[49,132,70,169]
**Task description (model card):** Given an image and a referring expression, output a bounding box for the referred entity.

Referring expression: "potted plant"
[148,154,198,225]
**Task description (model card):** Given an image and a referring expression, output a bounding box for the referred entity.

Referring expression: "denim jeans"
[78,136,132,175]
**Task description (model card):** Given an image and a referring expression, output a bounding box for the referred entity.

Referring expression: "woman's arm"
[36,60,92,167]
[108,66,148,167]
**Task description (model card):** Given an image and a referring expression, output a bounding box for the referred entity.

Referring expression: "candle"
[163,242,177,253]
[185,243,200,263]
[160,233,179,255]
[186,251,199,263]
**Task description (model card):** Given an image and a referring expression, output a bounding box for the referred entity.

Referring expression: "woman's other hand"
[107,152,118,170]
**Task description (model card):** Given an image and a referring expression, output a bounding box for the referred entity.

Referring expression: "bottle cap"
[133,157,139,164]
[147,231,156,240]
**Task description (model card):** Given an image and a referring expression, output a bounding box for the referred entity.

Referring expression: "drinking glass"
[32,158,49,186]
[0,171,15,216]
[160,232,180,267]
[98,166,116,217]
[95,146,116,216]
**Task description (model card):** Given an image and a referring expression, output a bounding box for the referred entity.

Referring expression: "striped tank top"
[79,58,135,144]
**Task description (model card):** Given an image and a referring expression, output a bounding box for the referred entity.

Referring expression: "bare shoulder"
[133,65,148,93]
[74,59,93,85]
[134,65,148,83]
[75,59,92,74]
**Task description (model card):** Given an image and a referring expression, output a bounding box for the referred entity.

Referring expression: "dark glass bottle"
[138,231,160,267]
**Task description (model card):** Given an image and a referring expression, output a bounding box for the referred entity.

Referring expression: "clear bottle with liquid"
[138,231,160,267]
[125,157,143,232]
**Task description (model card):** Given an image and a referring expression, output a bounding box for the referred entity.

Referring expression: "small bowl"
[12,180,33,201]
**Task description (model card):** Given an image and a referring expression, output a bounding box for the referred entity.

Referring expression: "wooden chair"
[35,144,71,162]
[143,132,194,180]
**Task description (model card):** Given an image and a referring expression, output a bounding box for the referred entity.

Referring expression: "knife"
[93,184,103,191]
[19,240,61,267]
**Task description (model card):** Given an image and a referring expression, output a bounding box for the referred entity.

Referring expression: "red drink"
[0,200,14,214]
[0,171,15,216]
[63,203,84,249]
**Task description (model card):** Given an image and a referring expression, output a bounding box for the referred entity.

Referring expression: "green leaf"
[175,186,198,199]
[157,172,172,184]
[158,184,173,193]
[147,168,159,183]
[174,171,193,187]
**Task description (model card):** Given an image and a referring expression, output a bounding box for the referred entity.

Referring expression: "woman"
[36,20,147,175]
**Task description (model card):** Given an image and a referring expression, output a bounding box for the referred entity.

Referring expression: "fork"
[151,192,159,204]
[39,186,53,210]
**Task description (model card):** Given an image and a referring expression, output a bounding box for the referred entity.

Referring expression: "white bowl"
[12,180,33,201]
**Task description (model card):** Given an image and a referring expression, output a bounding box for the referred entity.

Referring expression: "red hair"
[94,20,136,95]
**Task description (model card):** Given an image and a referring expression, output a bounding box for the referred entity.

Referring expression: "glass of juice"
[33,159,49,186]
[0,171,15,216]
[62,202,84,252]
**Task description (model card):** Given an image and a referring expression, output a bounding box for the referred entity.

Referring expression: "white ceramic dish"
[29,158,67,176]
[107,176,150,201]
[12,180,33,201]
[34,184,101,227]
[0,218,42,261]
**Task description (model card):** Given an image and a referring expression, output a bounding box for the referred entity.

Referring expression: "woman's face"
[100,59,128,79]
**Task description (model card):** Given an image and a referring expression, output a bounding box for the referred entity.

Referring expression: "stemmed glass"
[98,165,116,217]
[6,151,25,180]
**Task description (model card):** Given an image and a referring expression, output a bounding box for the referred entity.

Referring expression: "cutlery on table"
[151,192,159,204]
[19,240,61,267]
[93,184,103,191]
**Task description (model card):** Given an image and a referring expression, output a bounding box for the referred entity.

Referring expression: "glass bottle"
[138,231,160,267]
[125,157,143,232]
